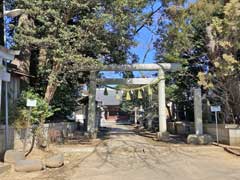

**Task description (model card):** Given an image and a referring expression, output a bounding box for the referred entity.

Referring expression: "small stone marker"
[4,150,25,164]
[45,154,64,168]
[15,160,44,172]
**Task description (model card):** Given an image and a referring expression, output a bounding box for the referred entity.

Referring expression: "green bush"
[14,90,58,129]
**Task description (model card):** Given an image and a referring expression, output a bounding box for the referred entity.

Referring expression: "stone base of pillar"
[84,131,97,139]
[187,134,212,145]
[155,131,169,141]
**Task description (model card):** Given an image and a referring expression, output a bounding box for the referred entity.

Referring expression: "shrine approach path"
[2,120,240,180]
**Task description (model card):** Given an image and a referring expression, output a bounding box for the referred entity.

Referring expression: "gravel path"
[2,121,240,180]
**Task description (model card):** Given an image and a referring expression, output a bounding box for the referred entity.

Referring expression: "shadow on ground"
[98,121,187,145]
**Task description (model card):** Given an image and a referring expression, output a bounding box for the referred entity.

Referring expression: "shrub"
[14,90,58,128]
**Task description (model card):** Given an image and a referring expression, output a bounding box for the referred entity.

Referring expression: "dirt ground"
[2,121,240,180]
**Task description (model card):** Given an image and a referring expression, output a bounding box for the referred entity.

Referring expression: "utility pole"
[0,0,4,118]
[0,1,2,131]
[0,0,4,46]
[0,0,5,148]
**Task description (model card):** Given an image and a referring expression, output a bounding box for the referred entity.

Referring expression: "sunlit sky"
[102,2,161,79]
[102,0,196,79]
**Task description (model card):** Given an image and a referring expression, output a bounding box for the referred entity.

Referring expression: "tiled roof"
[96,88,123,106]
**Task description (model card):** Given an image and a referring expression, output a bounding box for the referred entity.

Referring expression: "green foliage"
[14,90,58,128]
[197,0,240,121]
[154,0,224,121]
[9,0,151,115]
[12,0,149,64]
[155,0,240,121]
[51,83,79,116]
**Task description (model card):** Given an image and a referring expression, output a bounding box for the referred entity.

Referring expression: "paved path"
[2,121,240,180]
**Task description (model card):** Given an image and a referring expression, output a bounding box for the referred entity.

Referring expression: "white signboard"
[211,106,221,112]
[0,71,11,82]
[26,99,37,107]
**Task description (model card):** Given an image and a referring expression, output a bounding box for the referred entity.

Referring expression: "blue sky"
[102,2,161,79]
[102,0,196,79]
[102,24,158,79]
[130,2,161,65]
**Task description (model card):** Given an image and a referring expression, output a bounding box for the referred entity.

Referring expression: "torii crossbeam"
[83,63,181,139]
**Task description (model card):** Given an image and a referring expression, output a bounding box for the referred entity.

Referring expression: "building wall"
[1,75,21,122]
[9,75,21,105]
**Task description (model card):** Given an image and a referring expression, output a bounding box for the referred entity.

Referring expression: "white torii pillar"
[158,68,167,132]
[156,67,169,140]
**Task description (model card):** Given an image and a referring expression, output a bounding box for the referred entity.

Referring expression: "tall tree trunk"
[38,48,47,67]
[44,61,62,104]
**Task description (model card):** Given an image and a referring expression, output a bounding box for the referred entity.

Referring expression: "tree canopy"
[9,0,151,116]
[154,0,240,122]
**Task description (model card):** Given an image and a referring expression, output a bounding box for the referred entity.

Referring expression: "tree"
[154,0,221,120]
[198,0,240,122]
[154,0,240,122]
[9,0,150,110]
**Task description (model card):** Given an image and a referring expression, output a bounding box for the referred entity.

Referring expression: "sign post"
[211,106,221,144]
[24,99,37,152]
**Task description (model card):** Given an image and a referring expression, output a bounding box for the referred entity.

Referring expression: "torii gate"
[79,63,181,139]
